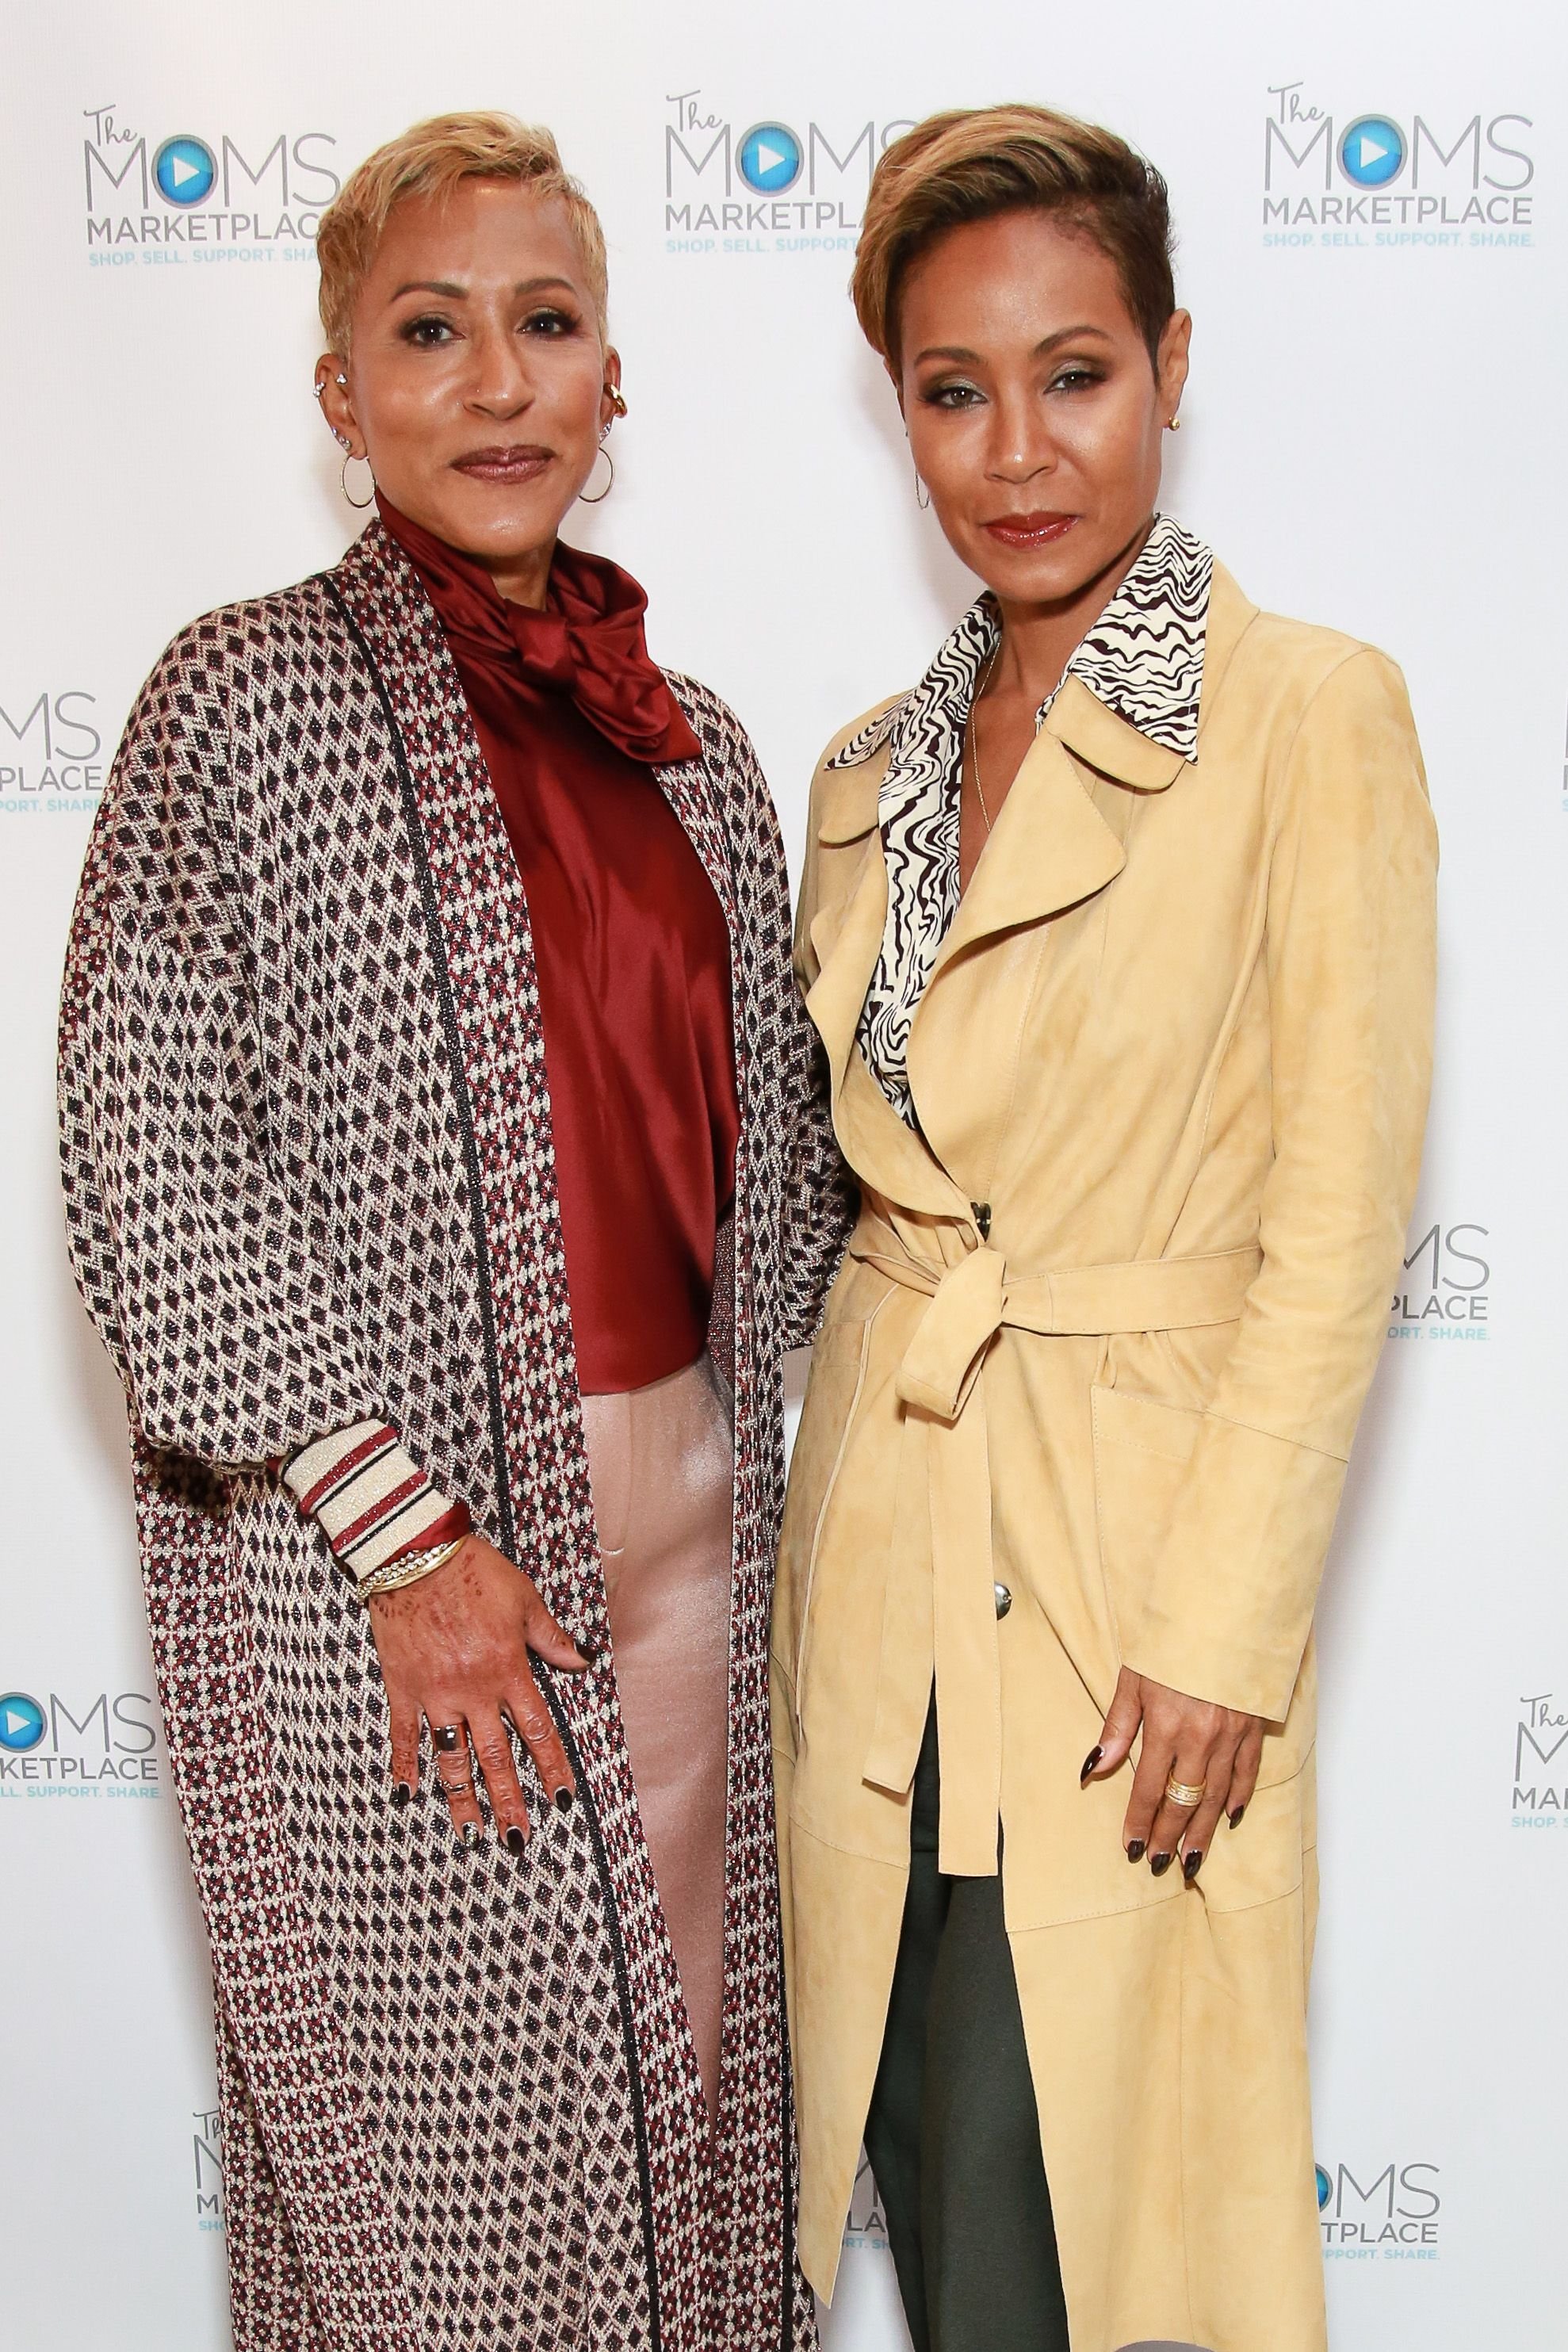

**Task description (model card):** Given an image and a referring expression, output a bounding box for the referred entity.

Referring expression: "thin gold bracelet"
[358,1533,466,1601]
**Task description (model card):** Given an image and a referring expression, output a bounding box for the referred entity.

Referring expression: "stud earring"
[1167,414,1183,431]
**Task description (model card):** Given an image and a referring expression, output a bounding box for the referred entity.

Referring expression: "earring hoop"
[608,384,628,418]
[579,442,614,504]
[340,450,376,510]
[914,468,930,511]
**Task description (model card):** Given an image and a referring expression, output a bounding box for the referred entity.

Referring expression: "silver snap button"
[993,1581,1012,1620]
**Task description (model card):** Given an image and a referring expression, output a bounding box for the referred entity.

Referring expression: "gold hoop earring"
[579,442,614,504]
[340,450,376,510]
[608,384,628,418]
[914,468,931,511]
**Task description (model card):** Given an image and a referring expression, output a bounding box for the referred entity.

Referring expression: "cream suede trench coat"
[771,557,1437,2352]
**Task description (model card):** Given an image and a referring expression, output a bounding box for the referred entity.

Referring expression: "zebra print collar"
[839,512,1213,1126]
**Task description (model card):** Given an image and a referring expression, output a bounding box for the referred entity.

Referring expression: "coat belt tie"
[847,1223,1264,1876]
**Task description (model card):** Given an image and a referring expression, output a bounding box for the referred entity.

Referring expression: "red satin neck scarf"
[376,497,700,768]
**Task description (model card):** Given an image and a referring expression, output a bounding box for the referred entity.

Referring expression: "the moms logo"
[1262,83,1533,241]
[193,2106,224,2232]
[664,89,912,250]
[1513,1692,1566,1825]
[82,104,338,256]
[0,1685,162,1798]
[1318,2158,1442,2260]
[0,688,103,811]
[841,2150,889,2254]
[1389,1221,1489,1343]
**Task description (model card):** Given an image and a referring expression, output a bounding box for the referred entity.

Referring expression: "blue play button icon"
[1337,115,1406,188]
[154,134,217,207]
[738,122,802,194]
[0,1692,46,1752]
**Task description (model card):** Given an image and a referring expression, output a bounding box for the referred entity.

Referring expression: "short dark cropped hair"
[852,104,1176,371]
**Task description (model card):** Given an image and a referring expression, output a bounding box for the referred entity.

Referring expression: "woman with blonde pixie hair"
[774,105,1436,2352]
[60,112,844,2350]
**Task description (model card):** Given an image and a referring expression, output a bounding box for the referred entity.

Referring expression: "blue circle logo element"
[737,122,802,195]
[1315,2164,1333,2212]
[1337,116,1406,188]
[0,1692,46,1753]
[153,135,217,207]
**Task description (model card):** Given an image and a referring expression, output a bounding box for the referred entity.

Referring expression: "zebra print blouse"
[830,511,1214,1127]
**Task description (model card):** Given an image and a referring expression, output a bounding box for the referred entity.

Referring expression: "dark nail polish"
[1079,1746,1103,1785]
[577,1636,604,1662]
[390,1781,411,1807]
[1149,1851,1174,1877]
[459,1821,481,1851]
[554,1787,575,1814]
[1183,1849,1203,1882]
[1228,1805,1245,1830]
[506,1825,527,1856]
[1126,1839,1145,1864]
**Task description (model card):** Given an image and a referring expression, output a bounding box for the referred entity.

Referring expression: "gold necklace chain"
[965,641,1003,835]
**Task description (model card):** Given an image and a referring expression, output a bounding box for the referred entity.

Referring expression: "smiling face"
[316,177,617,602]
[897,208,1190,612]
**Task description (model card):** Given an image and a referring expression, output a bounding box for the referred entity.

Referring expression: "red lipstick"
[981,511,1077,549]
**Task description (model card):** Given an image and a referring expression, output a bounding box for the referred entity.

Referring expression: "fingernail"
[506,1825,527,1856]
[1228,1805,1245,1830]
[1183,1849,1203,1882]
[1079,1746,1103,1785]
[554,1787,575,1814]
[460,1822,482,1851]
[1149,1851,1174,1877]
[577,1635,604,1662]
[1126,1839,1145,1864]
[390,1781,411,1807]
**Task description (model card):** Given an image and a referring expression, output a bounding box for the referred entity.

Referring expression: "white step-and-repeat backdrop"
[3,2,1563,2345]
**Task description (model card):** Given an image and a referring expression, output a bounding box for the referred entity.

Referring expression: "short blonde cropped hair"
[852,105,1175,372]
[316,110,609,354]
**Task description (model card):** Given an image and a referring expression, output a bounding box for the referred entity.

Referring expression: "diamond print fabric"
[59,522,854,2350]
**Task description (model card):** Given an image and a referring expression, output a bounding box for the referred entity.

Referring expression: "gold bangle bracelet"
[358,1534,465,1601]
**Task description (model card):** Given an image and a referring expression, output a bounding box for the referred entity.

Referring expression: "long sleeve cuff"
[284,1421,470,1585]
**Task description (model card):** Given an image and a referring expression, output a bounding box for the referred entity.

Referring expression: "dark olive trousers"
[863,1702,1070,2352]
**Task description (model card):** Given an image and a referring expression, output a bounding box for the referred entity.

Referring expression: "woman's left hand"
[1081,1666,1264,1882]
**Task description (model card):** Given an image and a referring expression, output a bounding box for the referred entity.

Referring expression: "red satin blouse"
[378,499,740,1396]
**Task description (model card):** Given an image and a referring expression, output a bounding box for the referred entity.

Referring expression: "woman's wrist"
[283,1420,470,1587]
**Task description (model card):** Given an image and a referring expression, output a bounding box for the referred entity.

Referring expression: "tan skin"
[897,208,1264,1880]
[314,179,625,1848]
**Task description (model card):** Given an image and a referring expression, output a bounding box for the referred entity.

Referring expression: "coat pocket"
[1089,1384,1203,1652]
[778,1317,873,1706]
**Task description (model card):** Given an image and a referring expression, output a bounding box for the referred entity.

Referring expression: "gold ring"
[1165,1774,1207,1808]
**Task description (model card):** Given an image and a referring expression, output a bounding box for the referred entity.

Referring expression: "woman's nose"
[466,326,536,416]
[986,396,1057,483]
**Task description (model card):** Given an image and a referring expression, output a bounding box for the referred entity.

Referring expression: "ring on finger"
[438,1774,474,1797]
[1165,1773,1207,1808]
[432,1723,464,1753]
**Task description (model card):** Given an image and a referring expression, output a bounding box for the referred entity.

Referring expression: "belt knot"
[893,1245,1005,1423]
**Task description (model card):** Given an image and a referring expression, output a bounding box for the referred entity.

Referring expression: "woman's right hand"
[367,1532,591,1849]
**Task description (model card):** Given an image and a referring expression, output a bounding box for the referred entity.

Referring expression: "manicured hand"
[1080,1665,1264,1882]
[367,1532,591,1849]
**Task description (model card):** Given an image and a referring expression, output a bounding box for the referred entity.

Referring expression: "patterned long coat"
[57,520,852,2352]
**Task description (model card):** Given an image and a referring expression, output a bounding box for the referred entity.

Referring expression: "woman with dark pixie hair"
[774,106,1436,2352]
[59,111,847,2352]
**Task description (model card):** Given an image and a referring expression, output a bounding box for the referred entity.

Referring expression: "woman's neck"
[986,512,1154,707]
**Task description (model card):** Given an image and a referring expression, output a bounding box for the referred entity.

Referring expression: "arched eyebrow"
[388,273,581,303]
[912,323,1115,365]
